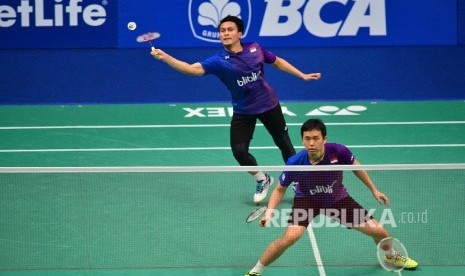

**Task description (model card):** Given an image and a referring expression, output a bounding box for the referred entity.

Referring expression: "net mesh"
[0,164,464,271]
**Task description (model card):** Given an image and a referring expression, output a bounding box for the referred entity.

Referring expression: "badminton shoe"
[384,252,418,270]
[254,174,274,204]
[245,272,261,276]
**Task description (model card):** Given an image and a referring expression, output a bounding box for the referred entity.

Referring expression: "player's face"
[302,129,326,157]
[219,21,242,49]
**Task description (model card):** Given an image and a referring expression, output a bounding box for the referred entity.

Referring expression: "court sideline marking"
[1,120,464,153]
[1,120,465,130]
[308,225,326,276]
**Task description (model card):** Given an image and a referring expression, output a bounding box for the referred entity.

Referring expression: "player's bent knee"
[281,226,305,245]
[354,219,389,238]
[232,150,250,165]
[231,143,257,166]
[276,236,299,249]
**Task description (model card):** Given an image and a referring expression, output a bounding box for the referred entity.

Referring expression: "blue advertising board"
[0,0,117,48]
[0,0,459,49]
[120,0,458,48]
[0,0,463,105]
[459,0,465,44]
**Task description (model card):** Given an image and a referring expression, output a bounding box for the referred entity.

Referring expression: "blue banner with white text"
[0,0,459,49]
[0,0,118,48]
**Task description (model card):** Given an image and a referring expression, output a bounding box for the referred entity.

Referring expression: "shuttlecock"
[127,22,137,31]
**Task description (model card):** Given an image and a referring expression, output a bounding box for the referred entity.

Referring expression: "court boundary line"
[307,225,326,276]
[1,120,465,130]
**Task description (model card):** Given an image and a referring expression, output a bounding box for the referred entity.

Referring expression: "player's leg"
[230,113,273,203]
[257,103,295,194]
[329,197,418,269]
[246,199,314,275]
[261,225,307,265]
[230,113,257,166]
[246,225,307,276]
[353,219,418,269]
[352,218,390,245]
[258,104,296,163]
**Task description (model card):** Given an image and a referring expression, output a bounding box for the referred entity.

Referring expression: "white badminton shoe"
[254,174,274,204]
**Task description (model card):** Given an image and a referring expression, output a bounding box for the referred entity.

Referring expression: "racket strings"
[136,32,161,44]
[246,206,267,223]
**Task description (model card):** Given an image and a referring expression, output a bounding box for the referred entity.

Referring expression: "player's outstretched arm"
[352,159,390,207]
[260,184,287,227]
[150,48,205,76]
[272,56,321,81]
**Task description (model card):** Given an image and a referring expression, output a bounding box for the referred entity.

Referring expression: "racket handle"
[151,46,159,59]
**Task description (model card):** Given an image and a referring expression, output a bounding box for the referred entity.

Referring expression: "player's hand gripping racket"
[136,32,161,59]
[377,237,409,275]
[246,206,267,223]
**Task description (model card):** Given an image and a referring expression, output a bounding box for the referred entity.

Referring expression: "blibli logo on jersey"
[0,0,108,28]
[260,0,386,38]
[188,0,251,43]
[237,70,261,87]
[309,180,337,196]
[309,185,334,196]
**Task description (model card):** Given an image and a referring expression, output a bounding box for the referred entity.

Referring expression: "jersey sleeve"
[279,171,293,187]
[200,55,220,75]
[279,150,306,187]
[259,44,277,64]
[337,144,355,165]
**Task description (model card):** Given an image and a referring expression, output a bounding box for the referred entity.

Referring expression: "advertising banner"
[0,0,459,48]
[0,0,117,48]
[119,0,459,48]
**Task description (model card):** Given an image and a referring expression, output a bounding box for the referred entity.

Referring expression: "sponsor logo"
[309,180,336,195]
[306,105,367,116]
[183,105,367,117]
[0,0,108,28]
[188,0,251,43]
[237,70,261,87]
[260,0,387,38]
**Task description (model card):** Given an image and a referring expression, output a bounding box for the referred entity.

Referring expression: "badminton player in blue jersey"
[244,119,418,275]
[151,15,321,203]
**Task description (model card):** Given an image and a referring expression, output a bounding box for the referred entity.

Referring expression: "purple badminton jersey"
[279,143,356,207]
[200,42,279,115]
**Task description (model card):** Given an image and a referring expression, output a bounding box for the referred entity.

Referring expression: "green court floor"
[0,101,464,275]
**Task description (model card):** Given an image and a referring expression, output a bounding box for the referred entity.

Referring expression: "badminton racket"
[246,206,267,223]
[376,237,409,275]
[136,32,161,58]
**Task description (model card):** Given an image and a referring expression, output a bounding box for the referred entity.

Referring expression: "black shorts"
[288,196,374,228]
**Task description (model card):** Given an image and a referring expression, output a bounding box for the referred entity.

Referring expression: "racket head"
[377,237,409,272]
[136,32,161,43]
[246,206,267,223]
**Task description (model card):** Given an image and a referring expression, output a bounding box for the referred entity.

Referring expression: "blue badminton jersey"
[279,143,355,207]
[200,42,279,115]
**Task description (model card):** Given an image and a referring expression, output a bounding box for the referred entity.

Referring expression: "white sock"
[254,171,266,182]
[386,248,396,258]
[250,261,266,274]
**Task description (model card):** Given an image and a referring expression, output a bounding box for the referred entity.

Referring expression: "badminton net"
[0,164,464,271]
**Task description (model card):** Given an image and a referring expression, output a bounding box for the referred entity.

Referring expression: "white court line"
[307,225,326,276]
[1,121,465,130]
[1,144,465,153]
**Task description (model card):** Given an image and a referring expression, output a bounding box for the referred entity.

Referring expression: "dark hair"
[219,15,244,33]
[301,119,327,138]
